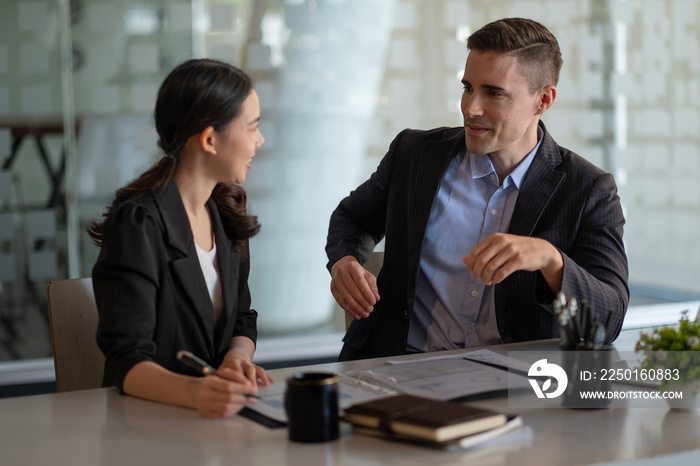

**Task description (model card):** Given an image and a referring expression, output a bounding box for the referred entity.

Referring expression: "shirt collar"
[468,126,544,189]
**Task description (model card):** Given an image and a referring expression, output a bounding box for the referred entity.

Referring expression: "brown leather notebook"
[343,394,507,442]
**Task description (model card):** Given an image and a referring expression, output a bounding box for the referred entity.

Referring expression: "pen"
[176,350,260,399]
[591,322,607,350]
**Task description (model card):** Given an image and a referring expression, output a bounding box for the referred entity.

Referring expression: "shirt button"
[490,175,496,181]
[491,209,497,215]
[467,328,473,335]
[471,289,478,297]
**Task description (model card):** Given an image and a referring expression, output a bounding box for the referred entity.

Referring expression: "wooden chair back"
[46,278,105,392]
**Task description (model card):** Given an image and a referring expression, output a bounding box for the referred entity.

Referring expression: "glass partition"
[0,0,73,361]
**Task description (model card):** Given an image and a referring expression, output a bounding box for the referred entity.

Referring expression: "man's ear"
[198,126,217,155]
[536,86,557,115]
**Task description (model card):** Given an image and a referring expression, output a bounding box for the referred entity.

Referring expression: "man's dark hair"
[467,18,563,93]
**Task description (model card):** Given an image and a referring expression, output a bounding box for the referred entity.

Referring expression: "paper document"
[246,374,395,424]
[460,349,533,374]
[246,353,527,424]
[386,352,479,365]
[388,349,532,374]
[348,357,513,401]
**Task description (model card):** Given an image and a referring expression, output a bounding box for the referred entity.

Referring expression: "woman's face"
[214,89,265,184]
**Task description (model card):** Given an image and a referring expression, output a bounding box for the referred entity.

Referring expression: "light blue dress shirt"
[407,130,543,353]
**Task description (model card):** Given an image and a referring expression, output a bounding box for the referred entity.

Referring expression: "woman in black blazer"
[89,59,272,418]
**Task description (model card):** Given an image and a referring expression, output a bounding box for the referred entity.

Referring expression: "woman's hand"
[193,368,259,418]
[122,360,265,419]
[219,358,273,387]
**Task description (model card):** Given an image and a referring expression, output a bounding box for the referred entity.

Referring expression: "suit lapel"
[508,121,566,236]
[407,128,464,293]
[155,178,215,353]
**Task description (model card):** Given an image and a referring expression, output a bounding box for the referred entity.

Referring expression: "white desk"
[1,339,700,466]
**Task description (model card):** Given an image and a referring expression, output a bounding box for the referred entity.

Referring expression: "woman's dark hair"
[87,58,261,252]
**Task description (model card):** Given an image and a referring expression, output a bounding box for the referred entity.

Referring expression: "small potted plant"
[635,309,700,410]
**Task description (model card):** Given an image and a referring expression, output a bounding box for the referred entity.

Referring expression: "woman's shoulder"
[105,192,161,231]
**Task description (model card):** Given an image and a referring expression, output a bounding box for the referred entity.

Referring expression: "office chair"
[46,278,105,392]
[343,251,384,330]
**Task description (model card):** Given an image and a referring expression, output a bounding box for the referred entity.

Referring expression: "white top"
[195,242,223,324]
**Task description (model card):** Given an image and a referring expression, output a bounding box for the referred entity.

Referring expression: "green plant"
[635,310,700,391]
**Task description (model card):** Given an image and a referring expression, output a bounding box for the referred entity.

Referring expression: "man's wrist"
[331,255,358,277]
[540,244,564,293]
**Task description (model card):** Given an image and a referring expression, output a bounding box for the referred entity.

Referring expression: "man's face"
[460,51,547,162]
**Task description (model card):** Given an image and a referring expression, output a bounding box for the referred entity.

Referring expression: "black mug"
[285,372,340,443]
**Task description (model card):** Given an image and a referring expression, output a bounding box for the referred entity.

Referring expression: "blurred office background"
[1,0,699,392]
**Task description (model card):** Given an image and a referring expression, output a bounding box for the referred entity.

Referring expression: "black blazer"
[327,121,629,361]
[93,178,257,390]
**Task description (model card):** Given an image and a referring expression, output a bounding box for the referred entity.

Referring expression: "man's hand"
[330,255,380,320]
[463,233,564,292]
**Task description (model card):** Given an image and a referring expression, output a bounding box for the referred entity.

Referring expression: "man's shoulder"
[554,144,609,178]
[541,128,609,178]
[538,120,608,176]
[396,126,464,143]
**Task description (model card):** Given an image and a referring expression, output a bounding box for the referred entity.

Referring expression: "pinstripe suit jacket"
[326,121,629,361]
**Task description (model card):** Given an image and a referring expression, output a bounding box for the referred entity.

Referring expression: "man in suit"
[326,18,629,361]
